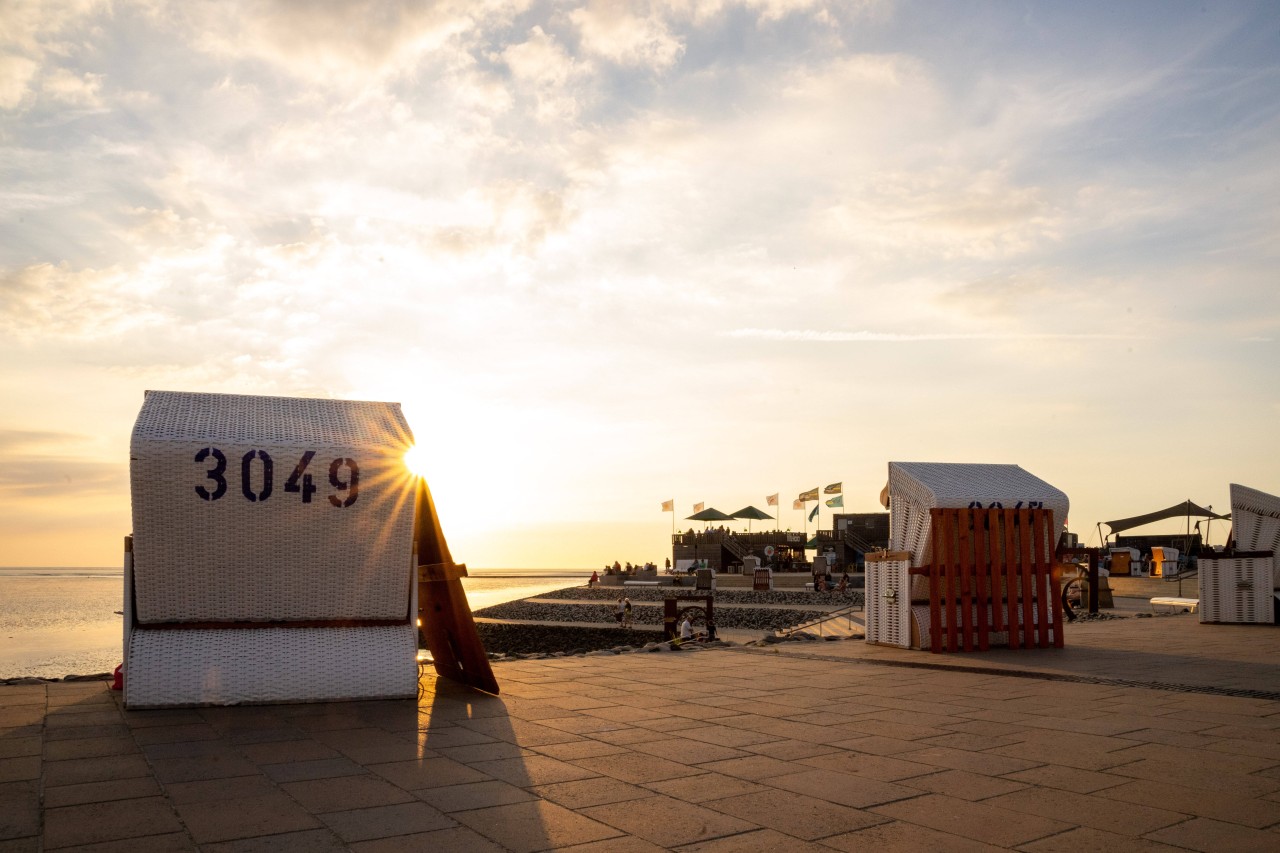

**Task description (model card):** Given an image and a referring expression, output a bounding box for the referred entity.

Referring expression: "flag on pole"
[693,502,705,512]
[793,499,804,510]
[808,504,820,522]
[798,487,819,502]
[766,493,778,507]
[824,482,842,495]
[826,495,843,508]
[661,499,673,512]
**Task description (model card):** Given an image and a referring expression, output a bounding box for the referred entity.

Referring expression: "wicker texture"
[1198,556,1276,624]
[126,391,420,708]
[124,625,418,707]
[864,553,911,648]
[130,391,415,623]
[887,462,1069,568]
[1230,484,1280,590]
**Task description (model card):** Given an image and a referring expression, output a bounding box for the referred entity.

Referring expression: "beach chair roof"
[888,462,1067,512]
[1229,483,1280,553]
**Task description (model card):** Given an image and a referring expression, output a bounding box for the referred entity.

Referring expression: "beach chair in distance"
[695,568,716,591]
[125,391,496,708]
[1198,483,1279,625]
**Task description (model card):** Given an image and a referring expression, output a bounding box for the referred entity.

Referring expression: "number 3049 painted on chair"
[193,448,360,507]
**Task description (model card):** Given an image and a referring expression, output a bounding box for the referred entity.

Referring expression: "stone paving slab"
[3,613,1279,850]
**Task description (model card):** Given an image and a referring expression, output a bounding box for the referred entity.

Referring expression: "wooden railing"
[722,535,749,559]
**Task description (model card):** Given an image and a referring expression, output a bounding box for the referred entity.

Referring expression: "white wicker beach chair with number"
[124,391,420,708]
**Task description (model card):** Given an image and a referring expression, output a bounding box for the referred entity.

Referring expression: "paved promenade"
[3,612,1279,851]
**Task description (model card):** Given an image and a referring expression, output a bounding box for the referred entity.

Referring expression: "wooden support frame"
[414,478,500,695]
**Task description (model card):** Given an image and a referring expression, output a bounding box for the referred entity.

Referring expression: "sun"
[402,445,429,478]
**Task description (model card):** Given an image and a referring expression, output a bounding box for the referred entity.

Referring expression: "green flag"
[808,504,820,522]
[826,495,843,508]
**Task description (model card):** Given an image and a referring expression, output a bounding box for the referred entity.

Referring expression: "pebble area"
[471,585,865,659]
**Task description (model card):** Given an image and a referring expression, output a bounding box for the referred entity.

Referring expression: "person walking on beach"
[614,598,625,626]
[622,597,633,628]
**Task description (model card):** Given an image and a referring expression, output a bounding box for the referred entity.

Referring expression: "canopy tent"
[1104,500,1230,536]
[687,507,734,522]
[731,505,773,531]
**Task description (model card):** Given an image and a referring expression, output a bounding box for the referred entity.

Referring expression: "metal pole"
[1181,506,1190,597]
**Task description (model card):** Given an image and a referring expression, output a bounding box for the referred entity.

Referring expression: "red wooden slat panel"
[973,508,990,651]
[1018,508,1035,648]
[957,508,974,652]
[1001,507,1017,647]
[945,509,960,652]
[929,508,944,653]
[1034,510,1050,648]
[925,506,1067,654]
[936,504,957,650]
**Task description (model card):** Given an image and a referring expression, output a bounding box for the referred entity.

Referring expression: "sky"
[1,0,1277,569]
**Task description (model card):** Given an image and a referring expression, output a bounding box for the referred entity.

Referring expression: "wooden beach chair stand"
[414,477,499,695]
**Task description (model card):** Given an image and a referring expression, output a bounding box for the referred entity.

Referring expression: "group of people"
[815,571,850,593]
[601,595,707,642]
[602,560,664,575]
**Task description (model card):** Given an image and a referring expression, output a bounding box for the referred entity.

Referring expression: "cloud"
[936,270,1056,318]
[0,430,121,500]
[0,429,90,452]
[0,262,163,339]
[501,25,593,123]
[570,2,684,71]
[0,457,125,498]
[0,54,39,109]
[180,0,509,88]
[725,328,1131,342]
[40,67,103,106]
[0,0,109,109]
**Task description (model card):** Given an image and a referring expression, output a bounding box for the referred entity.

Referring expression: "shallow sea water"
[0,567,588,679]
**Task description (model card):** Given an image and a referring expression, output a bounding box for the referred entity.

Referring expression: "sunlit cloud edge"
[725,328,1137,342]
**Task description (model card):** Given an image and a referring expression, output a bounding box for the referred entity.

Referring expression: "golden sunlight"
[402,445,429,477]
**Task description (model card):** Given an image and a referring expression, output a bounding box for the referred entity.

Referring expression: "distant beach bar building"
[672,513,889,574]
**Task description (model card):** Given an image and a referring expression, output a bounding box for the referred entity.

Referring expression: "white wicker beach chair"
[1229,483,1280,564]
[1198,483,1280,625]
[880,462,1069,651]
[124,391,419,707]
